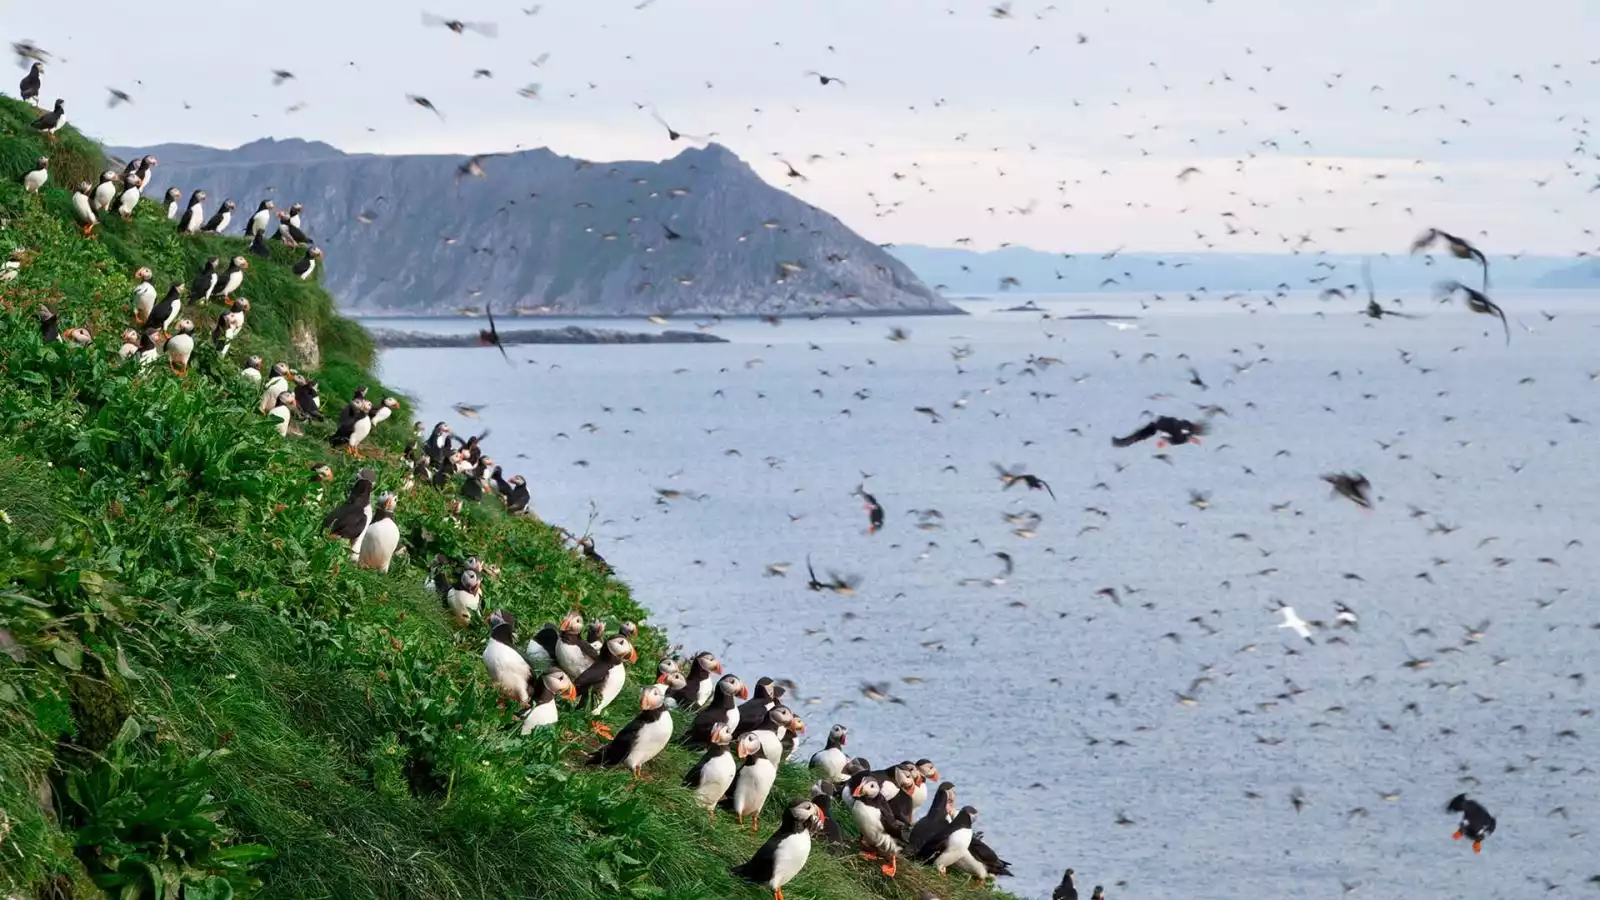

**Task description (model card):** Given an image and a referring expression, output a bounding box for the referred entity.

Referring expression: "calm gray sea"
[376,293,1600,899]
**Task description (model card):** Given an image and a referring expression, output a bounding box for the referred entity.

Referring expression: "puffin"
[681,674,750,749]
[328,397,375,454]
[19,62,42,105]
[482,609,534,706]
[200,199,236,234]
[735,677,784,733]
[503,474,531,514]
[911,760,940,809]
[22,157,48,193]
[586,683,673,776]
[92,170,119,210]
[130,267,156,323]
[268,392,297,436]
[189,257,221,303]
[725,732,778,831]
[808,782,846,847]
[287,202,304,229]
[134,156,158,191]
[163,187,182,219]
[1053,868,1078,900]
[116,329,141,360]
[1447,794,1496,853]
[573,634,637,738]
[527,612,598,678]
[135,331,162,370]
[353,493,400,573]
[274,210,312,245]
[423,423,455,466]
[114,174,142,219]
[519,669,578,734]
[809,725,851,784]
[730,799,826,900]
[31,99,65,139]
[1322,472,1373,509]
[684,722,740,815]
[177,189,206,233]
[491,465,514,499]
[292,376,322,421]
[216,256,248,302]
[70,182,98,235]
[212,298,249,356]
[459,459,490,501]
[962,834,1013,881]
[240,356,263,383]
[443,567,482,626]
[915,805,978,876]
[850,775,910,877]
[884,764,922,824]
[164,319,196,374]
[258,362,291,414]
[245,200,275,237]
[369,396,400,428]
[321,468,376,547]
[1111,415,1206,448]
[673,652,724,709]
[143,283,185,332]
[293,246,323,281]
[909,781,956,854]
[748,705,802,764]
[37,307,60,342]
[578,536,613,575]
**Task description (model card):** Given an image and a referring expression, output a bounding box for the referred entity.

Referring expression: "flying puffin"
[143,283,185,332]
[443,567,482,626]
[164,319,196,374]
[189,257,221,302]
[216,256,248,302]
[321,468,376,547]
[527,612,598,678]
[1447,794,1496,853]
[30,99,65,139]
[200,198,236,234]
[730,799,826,900]
[245,200,275,237]
[114,174,142,219]
[92,170,119,210]
[292,376,322,421]
[19,62,42,105]
[352,493,399,572]
[809,725,850,784]
[70,182,97,235]
[849,775,910,877]
[117,329,140,360]
[683,722,740,814]
[22,157,48,193]
[587,684,673,776]
[573,635,636,738]
[211,298,249,356]
[482,609,534,706]
[293,246,323,281]
[258,362,291,413]
[682,674,750,749]
[177,190,206,233]
[239,356,263,383]
[916,805,977,876]
[163,187,182,219]
[1112,415,1206,447]
[725,732,778,831]
[130,267,156,322]
[520,670,578,734]
[328,397,375,454]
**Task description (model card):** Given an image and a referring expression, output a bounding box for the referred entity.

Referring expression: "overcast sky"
[10,0,1600,254]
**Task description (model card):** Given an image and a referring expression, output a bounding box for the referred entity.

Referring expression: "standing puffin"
[730,799,826,900]
[519,669,578,734]
[1053,868,1079,900]
[286,202,304,229]
[503,474,531,514]
[322,468,376,547]
[19,62,43,105]
[443,567,482,626]
[1447,794,1496,853]
[747,706,802,765]
[369,396,401,428]
[200,199,236,234]
[292,376,322,421]
[31,99,65,139]
[684,722,741,814]
[916,805,977,876]
[70,182,98,235]
[212,298,249,356]
[725,732,778,831]
[163,187,182,219]
[267,391,298,436]
[177,189,206,233]
[117,329,141,360]
[293,246,323,280]
[134,156,158,191]
[189,257,221,302]
[143,283,185,332]
[354,493,400,572]
[850,775,910,877]
[909,781,956,854]
[274,210,312,245]
[482,609,534,706]
[92,170,119,210]
[810,725,851,784]
[114,175,142,219]
[587,683,673,776]
[671,651,724,709]
[328,397,375,454]
[527,612,598,679]
[245,200,275,237]
[240,356,264,383]
[164,319,196,374]
[130,267,156,323]
[22,157,48,193]
[258,362,291,414]
[135,331,162,369]
[681,674,750,749]
[216,256,248,302]
[573,635,637,738]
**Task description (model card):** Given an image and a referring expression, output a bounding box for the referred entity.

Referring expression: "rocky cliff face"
[109,139,952,317]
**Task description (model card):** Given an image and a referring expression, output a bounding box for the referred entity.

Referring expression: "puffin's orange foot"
[773,889,783,900]
[1472,841,1482,853]
[590,721,613,740]
[859,851,879,861]
[1452,830,1463,840]
[880,858,898,878]
[750,816,760,834]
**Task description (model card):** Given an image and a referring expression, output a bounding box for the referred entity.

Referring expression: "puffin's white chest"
[159,299,182,332]
[118,341,138,360]
[23,168,47,192]
[298,258,317,281]
[117,185,141,216]
[349,415,374,449]
[554,640,592,678]
[445,587,480,624]
[220,269,244,296]
[692,753,737,809]
[756,728,786,764]
[354,517,399,572]
[133,282,155,316]
[520,697,560,734]
[240,367,262,383]
[931,827,973,873]
[593,663,626,713]
[259,376,288,414]
[692,677,718,707]
[211,211,230,232]
[482,640,531,705]
[72,192,96,224]
[182,205,203,232]
[767,830,813,889]
[248,210,269,235]
[730,757,777,817]
[911,781,929,809]
[93,180,116,209]
[269,406,292,436]
[622,713,673,770]
[166,334,194,365]
[810,747,848,783]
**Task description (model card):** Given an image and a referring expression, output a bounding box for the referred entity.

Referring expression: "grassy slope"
[0,96,1011,900]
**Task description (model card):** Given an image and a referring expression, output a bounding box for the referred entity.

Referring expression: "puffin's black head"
[916,759,939,782]
[165,187,181,202]
[618,621,638,640]
[487,608,516,643]
[717,673,748,700]
[221,199,236,212]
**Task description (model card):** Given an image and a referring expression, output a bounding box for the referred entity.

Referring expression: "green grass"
[0,93,1013,900]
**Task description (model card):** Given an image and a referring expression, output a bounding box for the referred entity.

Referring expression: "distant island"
[110,139,955,318]
[365,325,729,348]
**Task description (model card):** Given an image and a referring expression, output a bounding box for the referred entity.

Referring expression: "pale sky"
[10,0,1600,254]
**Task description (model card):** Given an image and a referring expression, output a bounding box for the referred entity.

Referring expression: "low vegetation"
[0,95,1010,900]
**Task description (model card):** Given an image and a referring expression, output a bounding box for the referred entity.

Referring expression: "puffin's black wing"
[914,810,972,863]
[530,623,560,661]
[969,833,1012,876]
[322,500,368,540]
[682,748,717,787]
[586,712,648,767]
[730,826,787,883]
[1111,421,1160,447]
[201,211,226,233]
[483,302,513,366]
[572,659,612,700]
[1036,477,1056,500]
[327,403,360,446]
[682,703,728,748]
